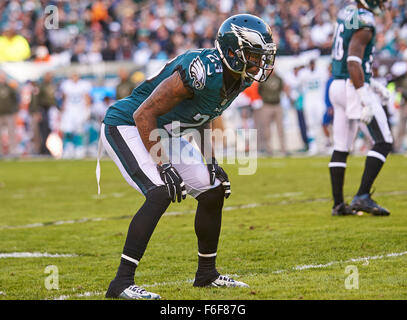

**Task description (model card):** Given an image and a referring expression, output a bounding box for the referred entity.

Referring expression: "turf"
[0,155,406,300]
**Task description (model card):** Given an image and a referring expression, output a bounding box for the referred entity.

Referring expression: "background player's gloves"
[370,78,390,105]
[207,157,231,199]
[356,85,374,124]
[157,163,187,203]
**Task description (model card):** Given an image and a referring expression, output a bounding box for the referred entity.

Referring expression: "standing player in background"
[329,0,392,216]
[298,58,328,155]
[99,14,277,299]
[60,72,92,159]
[285,64,309,152]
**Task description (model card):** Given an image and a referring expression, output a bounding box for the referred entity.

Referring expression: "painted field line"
[0,217,105,230]
[0,252,77,258]
[272,250,407,274]
[53,291,104,300]
[50,250,407,300]
[2,190,406,231]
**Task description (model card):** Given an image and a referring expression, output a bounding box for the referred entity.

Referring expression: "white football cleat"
[118,285,161,300]
[208,275,249,288]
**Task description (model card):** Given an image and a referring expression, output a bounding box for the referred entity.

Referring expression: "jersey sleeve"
[177,52,208,95]
[357,10,376,31]
[175,50,222,96]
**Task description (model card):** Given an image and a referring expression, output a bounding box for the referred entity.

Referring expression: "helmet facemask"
[237,44,277,82]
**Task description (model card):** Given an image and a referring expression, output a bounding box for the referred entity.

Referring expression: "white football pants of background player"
[303,91,326,155]
[329,79,393,152]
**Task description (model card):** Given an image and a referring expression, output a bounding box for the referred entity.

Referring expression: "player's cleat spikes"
[118,285,161,300]
[207,275,249,288]
[350,193,390,216]
[332,202,356,216]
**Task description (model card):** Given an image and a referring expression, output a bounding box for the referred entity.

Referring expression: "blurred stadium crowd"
[0,0,407,159]
[1,0,407,62]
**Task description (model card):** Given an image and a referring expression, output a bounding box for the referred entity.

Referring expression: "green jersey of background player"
[331,1,377,82]
[329,0,393,217]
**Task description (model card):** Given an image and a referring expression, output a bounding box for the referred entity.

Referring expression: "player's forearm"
[133,89,170,165]
[134,111,168,165]
[197,121,215,161]
[348,61,365,89]
[347,28,372,89]
[134,71,193,165]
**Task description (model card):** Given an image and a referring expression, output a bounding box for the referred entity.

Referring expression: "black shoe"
[350,193,390,216]
[193,270,220,287]
[105,279,133,298]
[332,202,356,216]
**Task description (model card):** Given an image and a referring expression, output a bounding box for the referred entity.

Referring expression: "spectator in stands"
[0,0,404,64]
[70,37,88,64]
[0,72,18,157]
[0,22,31,62]
[102,36,120,61]
[310,13,333,55]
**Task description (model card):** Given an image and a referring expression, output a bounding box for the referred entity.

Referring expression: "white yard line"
[2,190,406,231]
[0,217,105,230]
[50,250,407,300]
[272,251,407,274]
[0,252,77,258]
[52,291,104,300]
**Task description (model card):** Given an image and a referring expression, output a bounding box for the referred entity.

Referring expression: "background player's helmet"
[356,0,387,15]
[215,14,277,82]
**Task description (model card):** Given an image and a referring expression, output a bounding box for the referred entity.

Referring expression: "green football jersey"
[331,4,376,82]
[104,48,252,136]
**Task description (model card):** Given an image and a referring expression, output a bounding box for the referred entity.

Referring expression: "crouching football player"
[98,14,277,299]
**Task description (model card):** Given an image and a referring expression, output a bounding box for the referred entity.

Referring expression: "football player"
[99,14,277,299]
[298,58,329,156]
[329,0,392,216]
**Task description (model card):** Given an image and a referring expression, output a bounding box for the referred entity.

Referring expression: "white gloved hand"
[370,78,390,105]
[360,104,374,124]
[356,85,374,124]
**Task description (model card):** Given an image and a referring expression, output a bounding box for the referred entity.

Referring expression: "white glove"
[356,85,374,124]
[370,78,390,105]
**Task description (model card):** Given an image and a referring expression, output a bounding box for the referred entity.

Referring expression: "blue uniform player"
[329,0,393,216]
[100,14,277,299]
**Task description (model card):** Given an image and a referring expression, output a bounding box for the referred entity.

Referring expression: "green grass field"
[1,155,406,300]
